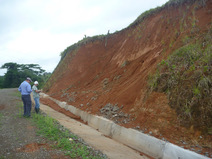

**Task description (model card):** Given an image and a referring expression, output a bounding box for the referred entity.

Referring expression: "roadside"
[0,88,106,159]
[39,98,149,159]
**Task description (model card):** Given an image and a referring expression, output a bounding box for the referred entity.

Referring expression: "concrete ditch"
[40,93,209,159]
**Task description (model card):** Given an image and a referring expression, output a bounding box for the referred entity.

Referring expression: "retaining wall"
[40,93,209,159]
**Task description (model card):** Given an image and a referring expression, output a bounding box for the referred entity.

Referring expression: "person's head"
[26,77,32,83]
[34,81,39,86]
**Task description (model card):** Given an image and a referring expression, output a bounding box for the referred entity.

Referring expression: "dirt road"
[0,88,70,159]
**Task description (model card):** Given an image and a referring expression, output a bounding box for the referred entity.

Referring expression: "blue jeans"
[21,95,32,117]
[34,97,40,109]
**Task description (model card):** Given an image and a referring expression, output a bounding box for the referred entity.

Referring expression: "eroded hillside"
[44,0,212,156]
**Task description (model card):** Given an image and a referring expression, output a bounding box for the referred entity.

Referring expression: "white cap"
[34,81,39,85]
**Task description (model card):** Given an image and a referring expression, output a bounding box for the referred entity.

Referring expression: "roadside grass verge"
[14,92,106,159]
[31,113,106,159]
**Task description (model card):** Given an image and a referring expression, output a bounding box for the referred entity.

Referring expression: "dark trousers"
[21,95,32,117]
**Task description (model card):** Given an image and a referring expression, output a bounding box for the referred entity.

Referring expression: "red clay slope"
[44,0,212,156]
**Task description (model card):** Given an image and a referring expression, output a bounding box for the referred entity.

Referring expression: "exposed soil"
[0,88,70,159]
[43,1,212,158]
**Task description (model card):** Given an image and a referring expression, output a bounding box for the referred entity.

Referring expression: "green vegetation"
[129,0,207,27]
[148,30,212,133]
[0,62,50,88]
[31,113,105,159]
[0,76,4,88]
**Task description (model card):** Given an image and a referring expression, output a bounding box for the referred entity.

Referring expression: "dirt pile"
[43,0,212,157]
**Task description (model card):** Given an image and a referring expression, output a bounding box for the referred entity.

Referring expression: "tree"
[0,76,4,88]
[1,63,21,88]
[0,62,47,88]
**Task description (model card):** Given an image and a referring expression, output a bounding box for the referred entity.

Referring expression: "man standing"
[18,77,32,117]
[32,81,41,113]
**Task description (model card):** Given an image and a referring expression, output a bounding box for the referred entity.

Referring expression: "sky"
[0,0,169,76]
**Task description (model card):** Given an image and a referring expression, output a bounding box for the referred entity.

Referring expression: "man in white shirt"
[32,81,41,113]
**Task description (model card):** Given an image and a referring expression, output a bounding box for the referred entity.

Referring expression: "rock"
[112,106,119,112]
[68,97,75,102]
[205,153,209,157]
[91,96,98,100]
[135,126,140,129]
[80,104,84,107]
[112,114,118,118]
[102,78,109,89]
[124,113,128,117]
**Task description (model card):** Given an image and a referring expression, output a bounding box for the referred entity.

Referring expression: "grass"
[31,113,106,159]
[14,92,106,159]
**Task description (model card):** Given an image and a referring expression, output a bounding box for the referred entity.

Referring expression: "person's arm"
[35,90,41,93]
[18,85,21,92]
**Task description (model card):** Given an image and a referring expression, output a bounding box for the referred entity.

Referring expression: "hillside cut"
[44,0,212,157]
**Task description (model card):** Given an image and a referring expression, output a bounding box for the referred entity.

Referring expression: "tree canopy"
[0,62,50,88]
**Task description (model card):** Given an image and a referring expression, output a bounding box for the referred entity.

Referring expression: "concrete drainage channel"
[40,93,209,159]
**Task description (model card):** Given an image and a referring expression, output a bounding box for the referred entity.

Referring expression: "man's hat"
[26,77,32,82]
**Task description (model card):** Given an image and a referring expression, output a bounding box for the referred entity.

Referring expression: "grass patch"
[31,113,106,159]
